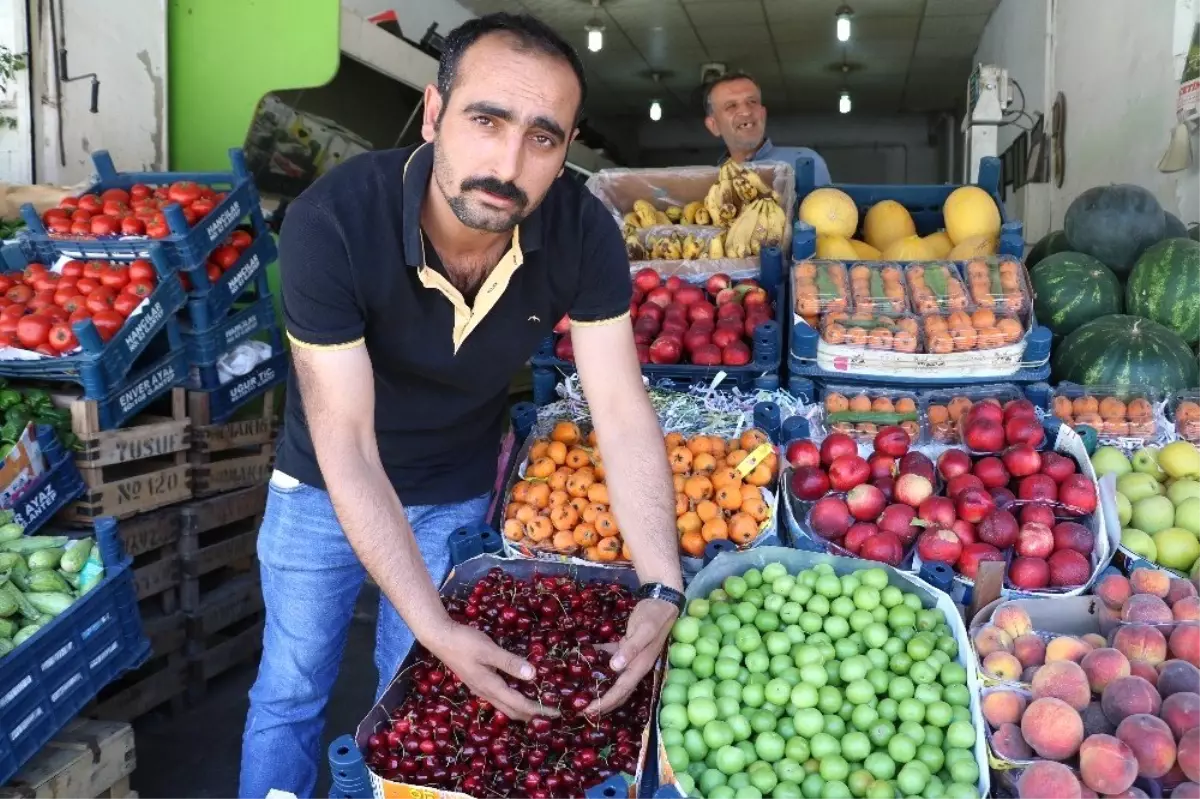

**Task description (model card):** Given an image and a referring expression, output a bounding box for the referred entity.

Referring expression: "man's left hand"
[584,597,678,715]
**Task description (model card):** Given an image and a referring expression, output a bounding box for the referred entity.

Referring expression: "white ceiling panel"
[924,0,1001,15]
[684,1,767,27]
[918,14,992,39]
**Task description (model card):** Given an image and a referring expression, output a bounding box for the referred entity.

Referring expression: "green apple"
[1132,495,1177,534]
[1153,527,1200,571]
[1160,441,1200,481]
[1116,492,1133,526]
[1132,447,1168,481]
[1168,479,1200,506]
[1193,557,1200,582]
[1176,497,1200,537]
[1118,472,1167,503]
[1121,528,1157,561]
[1091,446,1132,478]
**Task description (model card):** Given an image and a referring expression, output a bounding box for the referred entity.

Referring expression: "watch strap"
[636,582,686,615]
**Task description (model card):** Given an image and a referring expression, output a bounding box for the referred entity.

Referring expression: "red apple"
[829,454,871,492]
[1017,474,1058,503]
[894,473,934,508]
[721,341,752,366]
[744,314,770,338]
[1005,416,1045,449]
[1015,521,1055,558]
[691,344,723,366]
[947,473,986,498]
[878,504,921,543]
[665,275,684,294]
[637,304,665,325]
[688,302,716,324]
[742,287,770,309]
[873,476,895,503]
[715,287,741,307]
[1003,398,1038,422]
[860,531,905,566]
[705,273,732,296]
[937,449,973,481]
[847,483,888,522]
[973,456,1010,489]
[664,302,688,321]
[1052,521,1094,555]
[966,402,1004,426]
[649,336,682,364]
[633,268,661,293]
[951,519,977,545]
[716,302,744,321]
[645,286,674,308]
[1020,503,1057,529]
[810,496,852,539]
[711,326,741,349]
[1058,474,1097,515]
[918,496,957,528]
[661,318,688,338]
[683,328,712,353]
[635,343,650,363]
[633,328,654,346]
[1048,549,1091,587]
[785,440,821,469]
[820,433,858,467]
[555,335,574,361]
[553,315,571,335]
[868,453,896,481]
[843,523,877,555]
[1009,557,1051,590]
[675,285,705,307]
[956,487,996,524]
[964,419,1005,452]
[1039,451,1077,483]
[1001,444,1042,478]
[977,508,1020,549]
[917,527,964,566]
[957,542,1004,579]
[736,278,760,288]
[632,288,645,305]
[989,487,1017,510]
[790,466,831,501]
[873,426,912,457]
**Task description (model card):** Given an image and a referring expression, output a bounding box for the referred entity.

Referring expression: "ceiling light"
[586,0,604,53]
[836,4,854,42]
[839,91,851,114]
[649,100,662,121]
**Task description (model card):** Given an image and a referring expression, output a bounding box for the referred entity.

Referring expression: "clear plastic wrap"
[819,385,921,442]
[821,311,922,353]
[1169,389,1200,444]
[963,256,1031,317]
[921,384,1025,444]
[792,259,850,318]
[630,224,727,261]
[906,261,973,315]
[921,308,1026,354]
[1050,384,1164,442]
[848,261,909,315]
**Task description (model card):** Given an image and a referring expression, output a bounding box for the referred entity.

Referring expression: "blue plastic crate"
[81,340,189,431]
[0,243,187,397]
[3,426,85,536]
[17,148,268,273]
[183,292,281,388]
[181,230,277,330]
[0,517,151,784]
[187,350,288,424]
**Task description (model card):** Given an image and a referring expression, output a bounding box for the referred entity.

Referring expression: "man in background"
[703,71,831,185]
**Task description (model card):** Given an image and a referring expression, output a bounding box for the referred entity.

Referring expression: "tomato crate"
[0,518,151,785]
[185,350,287,426]
[17,147,269,273]
[3,425,86,536]
[182,293,282,391]
[179,227,276,330]
[0,243,187,397]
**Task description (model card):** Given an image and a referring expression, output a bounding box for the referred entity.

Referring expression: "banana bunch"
[638,231,724,261]
[723,197,787,258]
[704,160,779,230]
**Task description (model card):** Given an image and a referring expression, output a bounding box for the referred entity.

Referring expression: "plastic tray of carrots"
[1050,384,1162,441]
[921,308,1026,354]
[848,262,909,315]
[963,256,1031,316]
[905,261,972,315]
[819,386,921,443]
[820,311,921,353]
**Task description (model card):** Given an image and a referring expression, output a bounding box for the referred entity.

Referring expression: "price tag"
[735,443,774,478]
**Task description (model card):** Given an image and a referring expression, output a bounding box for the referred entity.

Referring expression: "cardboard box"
[0,423,45,509]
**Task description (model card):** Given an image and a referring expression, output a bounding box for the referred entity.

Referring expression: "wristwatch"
[636,582,686,616]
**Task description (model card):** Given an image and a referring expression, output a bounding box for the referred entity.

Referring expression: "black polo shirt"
[275,142,632,506]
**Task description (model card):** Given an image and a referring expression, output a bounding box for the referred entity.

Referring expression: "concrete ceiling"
[457,0,1000,121]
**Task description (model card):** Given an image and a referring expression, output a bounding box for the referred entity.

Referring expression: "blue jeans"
[238,476,491,798]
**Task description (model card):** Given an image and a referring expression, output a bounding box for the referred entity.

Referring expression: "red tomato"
[168,181,202,206]
[130,184,152,201]
[0,316,18,337]
[207,264,221,284]
[70,208,92,224]
[229,230,253,250]
[0,275,14,293]
[60,294,87,313]
[146,220,170,239]
[113,292,141,317]
[61,260,85,279]
[102,200,128,217]
[28,290,57,311]
[90,215,120,236]
[1,303,25,319]
[31,274,59,292]
[6,285,33,303]
[190,197,215,218]
[33,344,56,357]
[210,245,240,271]
[83,261,105,279]
[91,309,123,342]
[43,208,70,225]
[75,278,100,295]
[59,196,79,210]
[54,288,78,307]
[213,192,227,203]
[0,297,11,310]
[47,322,78,352]
[47,217,72,234]
[42,305,67,323]
[16,314,52,349]
[76,194,102,214]
[100,266,129,290]
[100,188,130,205]
[70,220,91,236]
[124,279,155,298]
[68,308,91,325]
[120,217,145,236]
[86,288,116,313]
[181,206,200,226]
[22,263,47,282]
[128,260,156,283]
[0,332,14,348]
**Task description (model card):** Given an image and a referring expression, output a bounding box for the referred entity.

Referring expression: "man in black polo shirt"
[239,13,684,797]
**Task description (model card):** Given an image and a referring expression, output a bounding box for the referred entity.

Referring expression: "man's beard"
[433,146,529,233]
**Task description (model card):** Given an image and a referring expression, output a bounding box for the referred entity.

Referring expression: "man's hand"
[585,598,677,715]
[425,621,555,721]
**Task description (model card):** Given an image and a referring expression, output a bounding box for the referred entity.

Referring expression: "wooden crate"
[117,505,182,616]
[186,612,264,704]
[178,486,266,612]
[56,388,193,524]
[185,571,264,703]
[89,650,187,724]
[0,719,136,799]
[190,388,277,498]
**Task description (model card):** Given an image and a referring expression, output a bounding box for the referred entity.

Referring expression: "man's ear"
[704,115,720,139]
[421,84,443,142]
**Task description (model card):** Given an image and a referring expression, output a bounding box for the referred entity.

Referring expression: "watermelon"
[1064,185,1167,277]
[1030,252,1122,338]
[1051,315,1199,391]
[1026,230,1071,268]
[1126,238,1200,346]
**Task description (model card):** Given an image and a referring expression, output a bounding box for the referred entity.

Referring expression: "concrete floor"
[129,585,381,798]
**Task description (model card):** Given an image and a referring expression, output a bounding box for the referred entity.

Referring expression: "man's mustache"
[461,176,527,207]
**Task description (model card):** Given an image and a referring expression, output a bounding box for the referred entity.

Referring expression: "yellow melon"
[799,188,858,238]
[943,186,1001,244]
[849,239,882,259]
[815,235,860,260]
[948,235,998,260]
[881,235,935,262]
[923,230,954,258]
[863,200,916,251]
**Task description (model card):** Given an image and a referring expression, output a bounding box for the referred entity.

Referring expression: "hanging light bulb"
[587,26,603,52]
[839,91,852,114]
[835,5,854,42]
[649,100,662,121]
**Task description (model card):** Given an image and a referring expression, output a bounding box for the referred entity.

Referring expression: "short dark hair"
[702,70,760,115]
[437,13,588,124]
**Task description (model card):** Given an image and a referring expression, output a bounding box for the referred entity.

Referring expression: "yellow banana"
[655,210,670,225]
[682,201,704,225]
[632,199,657,228]
[665,205,683,223]
[694,207,712,225]
[625,234,646,260]
[709,233,725,259]
[681,235,702,260]
[623,211,640,228]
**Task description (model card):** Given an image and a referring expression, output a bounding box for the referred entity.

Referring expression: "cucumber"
[825,410,919,424]
[1,582,38,621]
[26,592,74,617]
[27,547,64,570]
[27,569,70,594]
[0,618,14,638]
[1,535,69,554]
[12,624,40,646]
[0,523,22,544]
[59,538,92,574]
[0,638,13,656]
[869,269,885,301]
[0,586,15,617]
[926,265,949,299]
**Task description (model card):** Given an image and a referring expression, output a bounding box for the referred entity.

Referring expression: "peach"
[1079,787,1099,799]
[1159,660,1200,699]
[973,623,1014,658]
[1100,601,1124,636]
[1168,578,1200,606]
[983,689,1028,727]
[1175,596,1200,622]
[1180,727,1200,781]
[1098,573,1133,610]
[995,602,1035,639]
[1114,624,1170,666]
[1083,633,1108,649]
[1079,734,1140,795]
[1171,622,1200,666]
[1033,660,1093,710]
[1102,675,1163,724]
[1082,647,1132,693]
[991,721,1033,761]
[1123,594,1175,625]
[1109,788,1149,798]
[1162,691,1200,740]
[1022,697,1085,759]
[1047,635,1095,664]
[1116,714,1178,779]
[1131,659,1161,687]
[1017,759,1082,799]
[1014,633,1048,669]
[1083,700,1116,737]
[1131,567,1173,598]
[984,651,1025,682]
[1173,782,1200,799]
[1021,665,1040,683]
